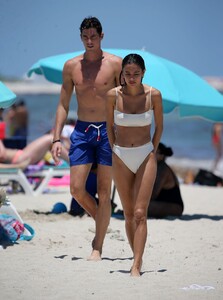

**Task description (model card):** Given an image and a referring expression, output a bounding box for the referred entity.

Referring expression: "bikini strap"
[115,87,118,109]
[146,86,153,110]
[150,86,153,109]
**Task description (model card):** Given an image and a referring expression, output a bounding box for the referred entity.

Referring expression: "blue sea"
[16,93,221,170]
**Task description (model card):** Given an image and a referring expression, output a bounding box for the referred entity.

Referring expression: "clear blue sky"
[1,0,223,79]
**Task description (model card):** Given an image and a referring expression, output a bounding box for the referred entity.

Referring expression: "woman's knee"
[134,208,147,224]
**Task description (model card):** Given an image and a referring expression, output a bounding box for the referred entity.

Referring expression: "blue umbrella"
[27,49,223,122]
[0,81,17,108]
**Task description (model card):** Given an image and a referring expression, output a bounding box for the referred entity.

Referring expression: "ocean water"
[15,93,219,164]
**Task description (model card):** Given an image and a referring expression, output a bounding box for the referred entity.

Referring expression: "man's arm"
[106,88,116,148]
[51,60,74,164]
[111,55,122,87]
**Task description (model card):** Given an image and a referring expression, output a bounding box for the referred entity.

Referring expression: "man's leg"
[89,164,112,260]
[70,164,98,219]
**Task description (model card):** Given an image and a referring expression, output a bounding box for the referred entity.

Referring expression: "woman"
[106,54,163,276]
[148,143,184,218]
[0,134,69,168]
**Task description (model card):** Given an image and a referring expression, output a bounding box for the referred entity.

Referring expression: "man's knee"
[97,186,111,204]
[70,182,85,200]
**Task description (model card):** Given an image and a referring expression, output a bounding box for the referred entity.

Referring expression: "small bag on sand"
[0,214,35,243]
[0,214,24,243]
[0,189,35,244]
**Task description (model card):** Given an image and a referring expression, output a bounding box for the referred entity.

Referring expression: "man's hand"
[51,142,62,165]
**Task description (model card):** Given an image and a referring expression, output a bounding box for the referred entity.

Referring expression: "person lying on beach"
[0,134,69,167]
[0,159,31,170]
[148,143,184,218]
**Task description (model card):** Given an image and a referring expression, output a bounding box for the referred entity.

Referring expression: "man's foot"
[87,249,102,261]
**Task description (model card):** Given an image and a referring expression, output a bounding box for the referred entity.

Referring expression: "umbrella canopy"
[0,81,17,108]
[27,49,223,122]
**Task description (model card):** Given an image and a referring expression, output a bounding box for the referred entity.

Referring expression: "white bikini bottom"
[112,141,154,174]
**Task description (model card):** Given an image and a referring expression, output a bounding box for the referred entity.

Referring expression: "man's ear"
[101,32,104,40]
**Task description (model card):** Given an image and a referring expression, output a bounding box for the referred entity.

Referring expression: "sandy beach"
[0,183,222,300]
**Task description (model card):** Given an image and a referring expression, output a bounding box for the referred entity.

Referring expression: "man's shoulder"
[103,51,122,63]
[64,54,83,68]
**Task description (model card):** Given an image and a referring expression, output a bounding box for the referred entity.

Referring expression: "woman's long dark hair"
[119,53,146,86]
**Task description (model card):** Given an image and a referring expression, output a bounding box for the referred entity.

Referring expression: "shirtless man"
[51,17,122,260]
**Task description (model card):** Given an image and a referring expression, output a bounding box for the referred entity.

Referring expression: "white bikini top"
[114,87,153,127]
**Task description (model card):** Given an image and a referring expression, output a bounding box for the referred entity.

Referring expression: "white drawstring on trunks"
[85,124,103,141]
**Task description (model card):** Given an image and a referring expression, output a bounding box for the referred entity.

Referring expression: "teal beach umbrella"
[0,81,17,108]
[28,49,223,122]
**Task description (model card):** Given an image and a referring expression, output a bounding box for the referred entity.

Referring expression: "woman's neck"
[123,84,144,96]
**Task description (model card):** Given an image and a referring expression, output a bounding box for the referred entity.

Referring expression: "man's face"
[81,28,103,50]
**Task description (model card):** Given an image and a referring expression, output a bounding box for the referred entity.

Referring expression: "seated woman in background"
[148,142,184,218]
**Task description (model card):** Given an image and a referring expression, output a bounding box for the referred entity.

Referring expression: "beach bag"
[0,214,35,243]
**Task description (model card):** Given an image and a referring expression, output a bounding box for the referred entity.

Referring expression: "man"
[51,17,122,260]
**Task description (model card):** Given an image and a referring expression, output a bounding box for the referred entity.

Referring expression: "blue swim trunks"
[69,120,112,167]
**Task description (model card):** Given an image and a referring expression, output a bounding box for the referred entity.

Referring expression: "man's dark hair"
[80,16,102,35]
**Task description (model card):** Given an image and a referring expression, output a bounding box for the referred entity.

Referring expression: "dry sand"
[0,184,223,300]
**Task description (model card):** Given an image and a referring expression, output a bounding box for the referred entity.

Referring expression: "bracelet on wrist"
[52,139,61,144]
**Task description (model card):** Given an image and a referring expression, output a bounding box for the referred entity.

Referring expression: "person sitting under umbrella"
[147,142,184,218]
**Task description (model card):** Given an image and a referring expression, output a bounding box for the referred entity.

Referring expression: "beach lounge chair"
[0,168,50,196]
[0,166,70,196]
[27,165,70,195]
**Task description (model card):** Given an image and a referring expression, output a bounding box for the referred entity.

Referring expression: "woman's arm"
[151,88,163,152]
[106,88,116,148]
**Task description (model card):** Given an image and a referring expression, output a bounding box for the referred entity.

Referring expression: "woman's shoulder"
[143,84,161,96]
[107,86,122,96]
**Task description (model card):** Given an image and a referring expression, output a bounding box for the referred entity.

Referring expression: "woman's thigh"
[112,154,135,214]
[134,152,157,210]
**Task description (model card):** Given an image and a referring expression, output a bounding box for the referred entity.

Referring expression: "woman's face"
[122,63,144,86]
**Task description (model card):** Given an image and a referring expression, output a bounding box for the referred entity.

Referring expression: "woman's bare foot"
[87,249,102,261]
[130,259,142,277]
